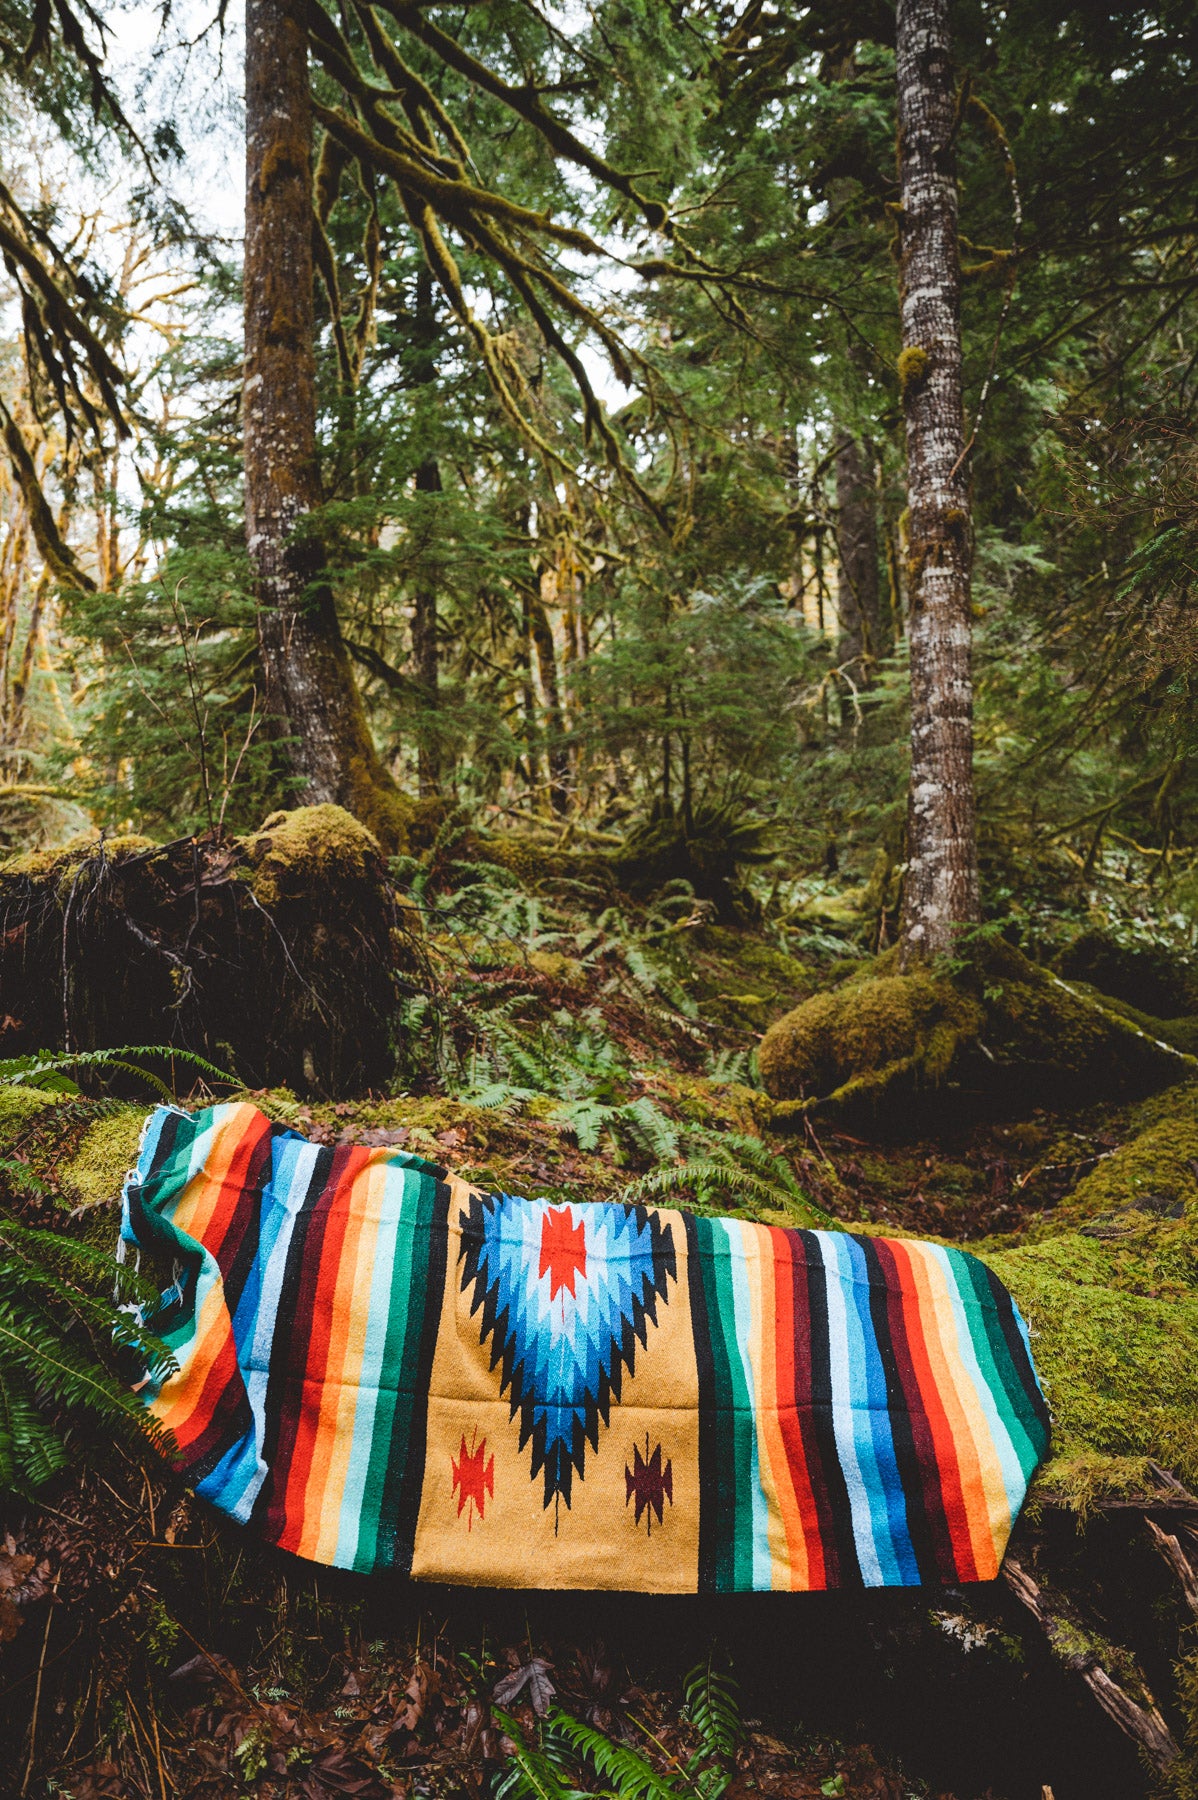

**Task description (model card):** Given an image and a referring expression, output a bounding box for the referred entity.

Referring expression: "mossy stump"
[0,804,418,1096]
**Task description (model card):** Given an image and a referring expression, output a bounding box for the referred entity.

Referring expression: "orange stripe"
[753,1227,808,1588]
[893,1241,996,1580]
[168,1103,265,1248]
[295,1152,376,1561]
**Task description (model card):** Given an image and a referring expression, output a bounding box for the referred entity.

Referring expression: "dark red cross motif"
[625,1436,673,1533]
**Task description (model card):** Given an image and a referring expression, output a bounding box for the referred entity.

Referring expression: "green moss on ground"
[981,1083,1198,1501]
[658,924,818,1032]
[0,1083,56,1151]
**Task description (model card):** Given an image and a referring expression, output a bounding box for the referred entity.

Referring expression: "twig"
[20,1568,60,1795]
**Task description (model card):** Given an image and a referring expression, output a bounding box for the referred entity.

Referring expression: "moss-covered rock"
[758,964,983,1113]
[1056,926,1198,1019]
[759,939,1189,1125]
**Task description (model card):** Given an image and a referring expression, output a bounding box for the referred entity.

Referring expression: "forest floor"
[2,839,1196,1800]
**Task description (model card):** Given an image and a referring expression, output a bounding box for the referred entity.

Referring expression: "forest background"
[4,4,1198,1800]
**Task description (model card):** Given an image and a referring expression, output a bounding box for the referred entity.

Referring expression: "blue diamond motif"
[458,1194,676,1508]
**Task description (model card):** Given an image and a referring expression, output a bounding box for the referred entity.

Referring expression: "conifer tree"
[244,0,408,846]
[894,0,980,962]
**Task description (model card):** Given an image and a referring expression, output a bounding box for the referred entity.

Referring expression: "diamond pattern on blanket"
[458,1192,676,1508]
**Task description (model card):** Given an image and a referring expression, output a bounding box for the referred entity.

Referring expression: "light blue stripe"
[229,1137,323,1524]
[825,1234,902,1584]
[814,1231,884,1585]
[838,1235,920,1583]
[929,1245,1025,1516]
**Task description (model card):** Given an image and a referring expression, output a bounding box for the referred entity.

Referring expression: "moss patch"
[241,805,385,909]
[0,1083,57,1152]
[981,1086,1198,1498]
[759,940,1188,1125]
[61,1108,148,1209]
[758,965,983,1113]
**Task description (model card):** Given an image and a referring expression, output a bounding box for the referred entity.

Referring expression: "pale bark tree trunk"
[834,431,880,686]
[244,0,407,847]
[895,0,980,963]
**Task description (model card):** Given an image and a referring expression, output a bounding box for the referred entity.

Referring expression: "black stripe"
[857,1236,939,1584]
[684,1213,719,1593]
[797,1231,862,1586]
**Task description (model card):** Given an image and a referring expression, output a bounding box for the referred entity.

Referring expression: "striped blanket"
[122,1103,1048,1592]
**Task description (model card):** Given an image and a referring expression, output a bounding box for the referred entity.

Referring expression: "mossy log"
[0,805,419,1096]
[759,939,1192,1127]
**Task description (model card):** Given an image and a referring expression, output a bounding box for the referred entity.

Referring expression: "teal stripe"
[930,1246,1025,1516]
[332,1166,405,1569]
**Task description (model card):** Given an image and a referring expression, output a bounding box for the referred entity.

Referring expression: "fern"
[0,1213,172,1496]
[619,1135,836,1227]
[1,1043,234,1098]
[615,1097,680,1165]
[492,1710,592,1800]
[682,1662,742,1764]
[548,1711,685,1800]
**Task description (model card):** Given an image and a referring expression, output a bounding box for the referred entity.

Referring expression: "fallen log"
[1003,1553,1180,1771]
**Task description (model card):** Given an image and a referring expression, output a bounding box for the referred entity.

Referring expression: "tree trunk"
[528,593,569,816]
[411,271,441,797]
[244,0,408,849]
[895,0,980,963]
[834,431,880,687]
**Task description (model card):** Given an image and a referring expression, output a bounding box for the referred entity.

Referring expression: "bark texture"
[895,0,979,962]
[411,270,442,797]
[834,432,881,685]
[1003,1556,1180,1772]
[244,0,408,849]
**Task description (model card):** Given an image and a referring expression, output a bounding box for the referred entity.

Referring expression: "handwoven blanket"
[122,1102,1049,1592]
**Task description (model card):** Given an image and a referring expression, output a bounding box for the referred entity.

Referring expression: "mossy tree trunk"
[410,268,442,797]
[244,0,408,850]
[895,0,980,963]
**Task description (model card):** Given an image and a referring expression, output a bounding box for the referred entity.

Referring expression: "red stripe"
[870,1238,957,1579]
[274,1146,362,1551]
[785,1230,841,1587]
[883,1239,979,1582]
[770,1228,827,1588]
